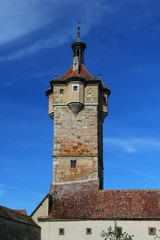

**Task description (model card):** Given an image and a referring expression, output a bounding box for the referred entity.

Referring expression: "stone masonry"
[53,105,99,183]
[46,31,110,190]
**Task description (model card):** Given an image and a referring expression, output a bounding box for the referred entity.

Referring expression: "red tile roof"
[55,63,97,81]
[47,181,160,220]
[46,63,110,96]
[14,209,27,215]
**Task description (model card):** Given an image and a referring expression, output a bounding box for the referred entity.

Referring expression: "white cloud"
[0,0,109,44]
[0,31,71,61]
[0,184,43,199]
[0,190,4,196]
[0,0,54,44]
[0,0,160,60]
[108,163,157,180]
[0,0,112,60]
[104,137,160,153]
[0,184,5,197]
[4,185,44,196]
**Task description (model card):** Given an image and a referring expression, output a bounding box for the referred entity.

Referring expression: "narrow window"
[103,96,106,103]
[71,160,76,168]
[59,228,65,235]
[148,227,156,235]
[73,85,78,92]
[60,89,63,94]
[77,49,79,56]
[86,228,92,235]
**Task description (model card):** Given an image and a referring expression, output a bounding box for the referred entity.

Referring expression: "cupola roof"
[71,26,86,64]
[45,25,111,96]
[71,26,86,47]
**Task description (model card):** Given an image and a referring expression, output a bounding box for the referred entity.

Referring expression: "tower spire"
[71,23,86,64]
[76,26,81,41]
[76,21,82,42]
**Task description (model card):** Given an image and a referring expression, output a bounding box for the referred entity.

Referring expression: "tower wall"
[46,33,110,190]
[51,84,104,188]
[53,105,99,183]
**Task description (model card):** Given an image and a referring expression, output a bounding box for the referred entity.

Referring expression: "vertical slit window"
[71,160,76,168]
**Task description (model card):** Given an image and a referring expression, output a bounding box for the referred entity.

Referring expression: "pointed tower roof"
[71,26,86,64]
[46,26,111,96]
[46,62,111,96]
[72,26,86,44]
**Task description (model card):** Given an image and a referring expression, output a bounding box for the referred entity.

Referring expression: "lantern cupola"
[71,26,86,65]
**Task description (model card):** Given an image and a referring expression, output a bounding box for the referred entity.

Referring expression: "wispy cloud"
[0,191,4,196]
[0,0,160,60]
[3,185,44,197]
[0,0,57,44]
[108,163,157,180]
[0,0,111,44]
[10,139,48,149]
[0,0,111,60]
[0,184,6,198]
[104,137,160,153]
[0,30,72,61]
[0,183,44,199]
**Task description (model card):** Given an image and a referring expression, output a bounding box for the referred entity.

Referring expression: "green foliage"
[101,222,134,240]
[154,229,160,239]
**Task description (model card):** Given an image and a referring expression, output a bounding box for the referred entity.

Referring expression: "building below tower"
[31,28,160,240]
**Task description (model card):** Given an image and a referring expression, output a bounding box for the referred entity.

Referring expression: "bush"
[101,222,134,240]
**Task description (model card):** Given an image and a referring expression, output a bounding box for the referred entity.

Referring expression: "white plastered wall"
[38,219,160,240]
[31,196,49,225]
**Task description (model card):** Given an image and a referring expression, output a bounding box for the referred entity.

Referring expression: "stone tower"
[46,27,110,189]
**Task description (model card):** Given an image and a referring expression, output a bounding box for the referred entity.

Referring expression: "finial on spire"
[77,21,82,41]
[78,21,82,28]
[71,22,86,64]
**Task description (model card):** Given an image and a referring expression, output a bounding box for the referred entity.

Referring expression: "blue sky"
[0,0,160,215]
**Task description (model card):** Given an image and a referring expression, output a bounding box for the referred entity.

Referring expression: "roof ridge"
[56,65,73,80]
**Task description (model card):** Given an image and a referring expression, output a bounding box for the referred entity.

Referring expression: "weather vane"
[78,21,82,30]
[78,21,82,26]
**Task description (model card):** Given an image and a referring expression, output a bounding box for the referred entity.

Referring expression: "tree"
[101,222,134,240]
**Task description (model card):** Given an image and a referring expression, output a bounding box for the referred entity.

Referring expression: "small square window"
[86,228,92,235]
[73,85,78,92]
[59,228,65,235]
[71,160,76,168]
[148,227,156,235]
[60,89,63,94]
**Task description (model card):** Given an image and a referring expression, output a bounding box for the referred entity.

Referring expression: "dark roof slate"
[0,205,40,227]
